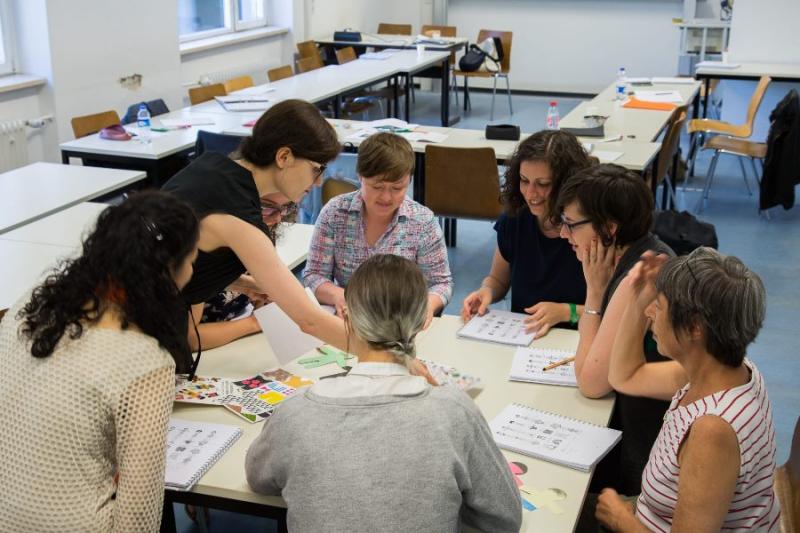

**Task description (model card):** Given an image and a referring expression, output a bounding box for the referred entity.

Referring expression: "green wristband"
[569,303,579,325]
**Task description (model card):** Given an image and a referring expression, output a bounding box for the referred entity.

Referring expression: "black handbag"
[653,210,718,256]
[458,44,486,72]
[485,124,520,141]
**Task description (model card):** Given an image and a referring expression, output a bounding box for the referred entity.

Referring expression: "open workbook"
[489,404,621,471]
[164,419,242,491]
[457,310,535,347]
[508,347,577,387]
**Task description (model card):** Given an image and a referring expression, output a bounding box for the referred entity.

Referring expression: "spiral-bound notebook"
[489,404,621,472]
[164,419,242,491]
[508,347,577,387]
[457,310,535,347]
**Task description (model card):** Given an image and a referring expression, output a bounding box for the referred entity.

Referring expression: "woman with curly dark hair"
[0,191,199,531]
[461,129,595,337]
[162,99,349,353]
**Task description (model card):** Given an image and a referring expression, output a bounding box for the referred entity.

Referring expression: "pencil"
[542,355,576,372]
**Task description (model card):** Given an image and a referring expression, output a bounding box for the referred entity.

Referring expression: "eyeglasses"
[307,160,327,180]
[260,200,298,218]
[560,213,592,234]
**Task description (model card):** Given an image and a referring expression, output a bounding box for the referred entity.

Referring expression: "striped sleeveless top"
[635,359,781,532]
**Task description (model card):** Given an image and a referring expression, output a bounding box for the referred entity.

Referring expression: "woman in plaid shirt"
[303,133,452,327]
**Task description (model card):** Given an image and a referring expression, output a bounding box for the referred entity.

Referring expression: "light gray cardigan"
[245,384,522,533]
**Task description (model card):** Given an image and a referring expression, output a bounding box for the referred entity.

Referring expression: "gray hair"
[655,247,765,367]
[344,254,428,366]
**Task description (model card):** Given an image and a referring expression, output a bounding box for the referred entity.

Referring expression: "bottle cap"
[550,101,557,106]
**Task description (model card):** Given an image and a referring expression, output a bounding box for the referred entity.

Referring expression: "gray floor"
[174,88,798,532]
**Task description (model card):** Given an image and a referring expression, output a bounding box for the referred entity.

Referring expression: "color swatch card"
[457,310,535,347]
[164,419,241,491]
[420,359,484,397]
[508,347,578,387]
[490,404,621,472]
[174,376,236,405]
[223,369,314,423]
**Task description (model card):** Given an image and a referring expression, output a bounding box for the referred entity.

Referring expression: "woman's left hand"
[596,488,639,532]
[523,302,569,337]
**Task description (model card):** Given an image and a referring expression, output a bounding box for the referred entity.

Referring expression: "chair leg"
[463,77,471,112]
[686,133,702,183]
[696,149,721,213]
[505,74,513,116]
[490,75,498,121]
[738,156,753,196]
[749,157,761,185]
[451,68,459,108]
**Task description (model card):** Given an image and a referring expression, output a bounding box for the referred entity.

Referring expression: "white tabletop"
[171,315,614,531]
[0,163,145,235]
[273,223,314,270]
[695,61,800,79]
[315,33,468,51]
[0,239,76,310]
[0,201,107,247]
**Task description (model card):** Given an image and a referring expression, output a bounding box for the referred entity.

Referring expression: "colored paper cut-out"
[521,497,536,512]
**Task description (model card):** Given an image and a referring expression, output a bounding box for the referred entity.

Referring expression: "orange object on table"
[623,97,678,111]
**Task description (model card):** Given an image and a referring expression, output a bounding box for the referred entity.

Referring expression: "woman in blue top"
[461,130,595,336]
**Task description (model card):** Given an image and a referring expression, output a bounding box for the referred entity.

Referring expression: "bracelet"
[569,303,579,325]
[584,307,601,316]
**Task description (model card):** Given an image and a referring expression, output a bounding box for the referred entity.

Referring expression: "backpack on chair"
[458,37,504,72]
[653,210,718,255]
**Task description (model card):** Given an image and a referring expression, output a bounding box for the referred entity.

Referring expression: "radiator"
[0,120,28,173]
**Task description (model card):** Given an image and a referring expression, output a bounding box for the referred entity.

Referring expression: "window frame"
[0,0,17,76]
[178,0,267,43]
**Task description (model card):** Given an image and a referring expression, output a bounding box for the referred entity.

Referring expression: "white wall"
[305,0,429,39]
[447,0,684,94]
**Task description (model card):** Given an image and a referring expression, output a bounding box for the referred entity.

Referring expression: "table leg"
[61,151,70,164]
[393,76,399,118]
[440,58,450,127]
[160,494,177,533]
[413,152,425,204]
[404,74,411,122]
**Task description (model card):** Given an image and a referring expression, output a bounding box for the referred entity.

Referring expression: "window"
[0,0,16,75]
[178,0,267,42]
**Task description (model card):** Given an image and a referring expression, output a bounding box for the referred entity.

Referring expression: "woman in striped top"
[597,247,780,532]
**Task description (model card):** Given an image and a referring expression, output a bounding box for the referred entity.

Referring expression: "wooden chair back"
[296,56,323,73]
[188,83,226,105]
[336,47,357,65]
[476,29,513,73]
[223,75,254,93]
[742,75,771,137]
[421,24,458,64]
[322,178,358,206]
[378,23,412,35]
[297,40,321,59]
[776,416,800,532]
[654,105,689,188]
[424,145,502,219]
[268,65,294,82]
[71,110,121,138]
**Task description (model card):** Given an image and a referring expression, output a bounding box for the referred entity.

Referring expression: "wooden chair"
[188,83,226,105]
[297,56,323,74]
[775,417,800,533]
[297,40,321,59]
[335,46,358,64]
[377,23,412,35]
[424,145,503,246]
[687,75,770,174]
[695,136,767,214]
[322,178,358,206]
[268,65,293,82]
[648,105,688,210]
[421,24,460,107]
[223,75,254,93]
[71,110,121,138]
[453,29,513,121]
[335,47,385,118]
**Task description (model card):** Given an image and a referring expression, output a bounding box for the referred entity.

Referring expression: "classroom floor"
[174,87,799,532]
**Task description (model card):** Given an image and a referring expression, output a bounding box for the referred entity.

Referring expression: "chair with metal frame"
[453,29,513,121]
[377,23,412,36]
[421,24,460,108]
[648,106,688,210]
[267,65,294,82]
[71,110,121,139]
[188,83,226,105]
[223,75,254,93]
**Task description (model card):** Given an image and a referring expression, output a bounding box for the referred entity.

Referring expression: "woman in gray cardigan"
[245,254,522,533]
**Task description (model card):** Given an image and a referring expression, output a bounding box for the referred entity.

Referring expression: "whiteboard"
[728,0,800,64]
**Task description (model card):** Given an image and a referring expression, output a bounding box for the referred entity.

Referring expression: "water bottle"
[136,104,151,144]
[545,101,560,130]
[615,67,627,101]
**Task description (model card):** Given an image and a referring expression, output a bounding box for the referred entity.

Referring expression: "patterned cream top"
[0,301,175,532]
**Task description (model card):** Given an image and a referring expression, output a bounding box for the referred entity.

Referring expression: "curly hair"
[554,163,654,248]
[17,191,199,373]
[500,130,596,220]
[239,99,341,168]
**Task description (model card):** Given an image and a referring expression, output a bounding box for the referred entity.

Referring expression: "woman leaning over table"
[596,248,780,532]
[303,132,452,326]
[0,192,199,532]
[247,254,521,533]
[162,99,349,354]
[555,163,675,497]
[461,130,594,337]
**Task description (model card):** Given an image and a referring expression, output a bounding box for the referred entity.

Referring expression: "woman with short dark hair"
[0,191,199,531]
[597,248,780,531]
[556,163,674,496]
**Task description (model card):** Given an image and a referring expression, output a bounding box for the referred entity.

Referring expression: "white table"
[314,33,468,53]
[0,201,107,247]
[165,315,614,532]
[0,239,76,310]
[0,163,145,235]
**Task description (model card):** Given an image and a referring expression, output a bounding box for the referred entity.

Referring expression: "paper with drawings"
[508,347,577,387]
[457,310,535,347]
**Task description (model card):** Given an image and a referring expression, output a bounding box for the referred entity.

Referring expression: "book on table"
[164,419,242,491]
[508,347,577,387]
[489,404,621,472]
[457,310,535,347]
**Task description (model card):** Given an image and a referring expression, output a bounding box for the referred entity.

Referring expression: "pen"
[654,92,672,95]
[542,355,576,372]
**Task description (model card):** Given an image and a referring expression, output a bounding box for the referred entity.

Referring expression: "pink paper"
[508,462,523,476]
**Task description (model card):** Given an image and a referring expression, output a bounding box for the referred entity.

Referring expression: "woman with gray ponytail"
[246,255,522,533]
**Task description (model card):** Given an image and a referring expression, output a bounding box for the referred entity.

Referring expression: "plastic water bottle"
[545,101,560,130]
[136,104,151,144]
[615,67,627,101]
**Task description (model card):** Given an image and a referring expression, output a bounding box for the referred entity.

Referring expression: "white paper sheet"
[634,90,684,104]
[253,288,324,365]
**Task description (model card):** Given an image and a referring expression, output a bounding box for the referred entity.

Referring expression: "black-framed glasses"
[560,213,592,234]
[307,160,327,180]
[260,200,298,218]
